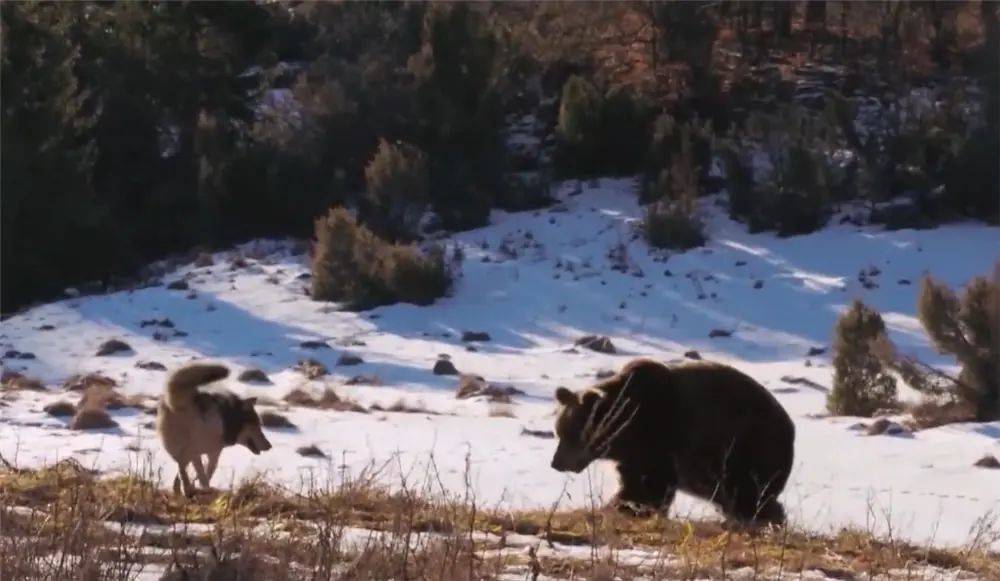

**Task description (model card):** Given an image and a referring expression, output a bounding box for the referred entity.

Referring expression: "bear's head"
[551,387,602,473]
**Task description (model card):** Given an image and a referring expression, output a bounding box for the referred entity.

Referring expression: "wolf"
[157,363,272,496]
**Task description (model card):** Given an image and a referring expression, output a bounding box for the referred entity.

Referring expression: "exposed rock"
[455,374,524,401]
[43,401,76,417]
[259,411,296,429]
[753,280,764,289]
[708,329,733,338]
[461,331,492,342]
[344,375,380,386]
[96,339,133,356]
[433,358,459,376]
[595,369,615,379]
[807,346,826,357]
[779,376,827,392]
[136,361,167,372]
[683,350,702,360]
[973,455,1000,469]
[337,353,364,366]
[482,384,525,402]
[295,358,328,379]
[140,318,175,328]
[4,350,36,360]
[520,428,555,439]
[36,325,56,331]
[238,368,271,384]
[166,280,189,291]
[735,260,747,267]
[575,335,616,354]
[300,340,330,350]
[297,445,327,459]
[866,418,908,436]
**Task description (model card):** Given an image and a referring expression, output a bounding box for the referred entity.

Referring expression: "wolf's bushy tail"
[165,363,229,410]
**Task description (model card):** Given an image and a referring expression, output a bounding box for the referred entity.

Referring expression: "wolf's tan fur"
[157,363,271,496]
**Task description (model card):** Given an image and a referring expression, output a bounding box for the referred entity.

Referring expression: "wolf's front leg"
[192,455,212,489]
[205,449,221,481]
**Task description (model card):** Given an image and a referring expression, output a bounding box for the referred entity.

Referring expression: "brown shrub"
[42,401,76,417]
[369,399,439,415]
[645,200,706,250]
[908,399,977,430]
[311,207,450,309]
[70,408,118,430]
[283,387,367,413]
[1,373,46,392]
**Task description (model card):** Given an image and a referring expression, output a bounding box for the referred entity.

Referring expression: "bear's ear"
[555,387,577,407]
[244,397,258,407]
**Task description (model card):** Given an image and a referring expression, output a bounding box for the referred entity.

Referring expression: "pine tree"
[916,270,999,421]
[363,139,430,241]
[1,2,111,309]
[828,301,899,416]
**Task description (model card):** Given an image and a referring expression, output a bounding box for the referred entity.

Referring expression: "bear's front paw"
[608,495,657,518]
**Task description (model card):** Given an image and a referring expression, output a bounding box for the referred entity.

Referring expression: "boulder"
[238,369,271,384]
[96,339,133,356]
[575,335,616,354]
[433,359,459,376]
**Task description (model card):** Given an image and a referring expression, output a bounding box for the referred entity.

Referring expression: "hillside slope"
[1,178,997,550]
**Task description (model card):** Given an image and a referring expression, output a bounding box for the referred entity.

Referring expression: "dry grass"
[1,455,997,580]
[907,399,978,430]
[369,398,441,415]
[283,387,368,414]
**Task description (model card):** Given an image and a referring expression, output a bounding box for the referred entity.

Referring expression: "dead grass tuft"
[908,398,978,430]
[283,387,368,413]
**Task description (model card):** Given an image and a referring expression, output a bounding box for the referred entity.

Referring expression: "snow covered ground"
[1,178,997,550]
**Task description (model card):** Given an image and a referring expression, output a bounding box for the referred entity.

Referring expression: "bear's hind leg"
[718,473,786,526]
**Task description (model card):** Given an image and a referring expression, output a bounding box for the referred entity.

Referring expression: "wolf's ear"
[555,387,577,407]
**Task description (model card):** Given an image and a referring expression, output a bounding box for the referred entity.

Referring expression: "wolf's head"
[232,397,272,455]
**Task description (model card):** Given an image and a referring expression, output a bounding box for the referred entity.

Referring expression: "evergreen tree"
[916,271,999,421]
[828,301,899,416]
[1,2,111,308]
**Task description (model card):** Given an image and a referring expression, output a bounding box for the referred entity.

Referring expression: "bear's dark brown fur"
[551,358,795,524]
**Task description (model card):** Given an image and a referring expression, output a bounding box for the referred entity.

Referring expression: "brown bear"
[551,358,795,524]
